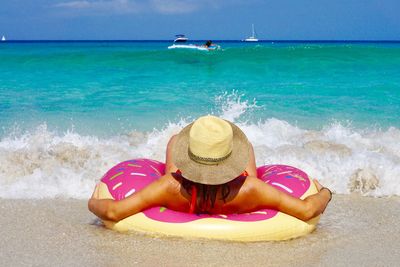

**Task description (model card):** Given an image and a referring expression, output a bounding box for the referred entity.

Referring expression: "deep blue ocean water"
[0,41,399,198]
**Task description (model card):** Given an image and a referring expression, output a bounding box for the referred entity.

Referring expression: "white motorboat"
[174,34,188,43]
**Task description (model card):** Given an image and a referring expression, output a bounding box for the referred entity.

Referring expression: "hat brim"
[172,120,250,185]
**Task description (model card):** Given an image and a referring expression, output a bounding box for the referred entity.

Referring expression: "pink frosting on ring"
[101,159,311,223]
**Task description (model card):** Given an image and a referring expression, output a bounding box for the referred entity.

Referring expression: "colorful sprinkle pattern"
[101,159,311,223]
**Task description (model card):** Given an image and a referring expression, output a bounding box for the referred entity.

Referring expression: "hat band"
[188,149,232,165]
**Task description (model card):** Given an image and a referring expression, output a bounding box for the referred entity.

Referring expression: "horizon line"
[1,39,400,43]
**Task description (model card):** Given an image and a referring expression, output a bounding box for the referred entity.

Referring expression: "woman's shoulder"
[219,176,260,213]
[238,176,262,193]
[159,172,182,195]
[165,134,179,173]
[168,134,178,146]
[234,176,265,203]
[156,173,189,212]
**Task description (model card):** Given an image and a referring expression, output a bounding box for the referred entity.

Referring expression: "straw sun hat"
[172,115,250,185]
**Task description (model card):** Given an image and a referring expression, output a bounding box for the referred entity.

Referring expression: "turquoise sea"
[0,41,399,198]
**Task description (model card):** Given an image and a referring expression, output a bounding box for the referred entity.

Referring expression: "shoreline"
[1,195,399,266]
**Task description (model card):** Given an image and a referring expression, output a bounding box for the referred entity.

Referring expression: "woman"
[89,115,331,222]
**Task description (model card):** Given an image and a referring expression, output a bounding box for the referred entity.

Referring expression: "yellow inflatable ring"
[97,158,320,241]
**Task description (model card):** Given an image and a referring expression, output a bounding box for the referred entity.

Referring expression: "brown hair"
[180,176,230,214]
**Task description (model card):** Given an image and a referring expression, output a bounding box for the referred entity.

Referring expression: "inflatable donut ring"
[97,158,320,241]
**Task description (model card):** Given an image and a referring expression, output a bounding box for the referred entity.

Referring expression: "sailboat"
[1,35,5,42]
[244,24,258,42]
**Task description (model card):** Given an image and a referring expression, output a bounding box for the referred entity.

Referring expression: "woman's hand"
[313,179,332,213]
[314,179,332,199]
[90,183,100,200]
[88,176,172,222]
[313,179,324,191]
[88,183,117,221]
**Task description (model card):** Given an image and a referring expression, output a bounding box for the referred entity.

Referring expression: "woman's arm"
[244,142,257,177]
[246,177,331,221]
[88,133,183,222]
[88,175,172,221]
[165,134,178,174]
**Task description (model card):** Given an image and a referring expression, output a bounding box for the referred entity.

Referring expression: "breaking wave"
[1,92,399,198]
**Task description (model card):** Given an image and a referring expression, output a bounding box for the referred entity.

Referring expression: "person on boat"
[89,115,332,221]
[204,40,213,47]
[203,40,218,49]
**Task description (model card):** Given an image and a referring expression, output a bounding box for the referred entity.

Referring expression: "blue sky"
[0,0,399,40]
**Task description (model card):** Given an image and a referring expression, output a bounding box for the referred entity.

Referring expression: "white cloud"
[55,1,91,9]
[54,0,226,15]
[54,0,143,14]
[149,0,199,15]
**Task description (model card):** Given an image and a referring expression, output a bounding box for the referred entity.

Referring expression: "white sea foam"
[215,90,259,122]
[1,93,399,199]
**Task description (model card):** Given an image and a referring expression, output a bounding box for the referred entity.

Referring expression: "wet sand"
[1,195,399,267]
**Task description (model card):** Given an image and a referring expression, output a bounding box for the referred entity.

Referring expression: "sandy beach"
[1,194,399,267]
